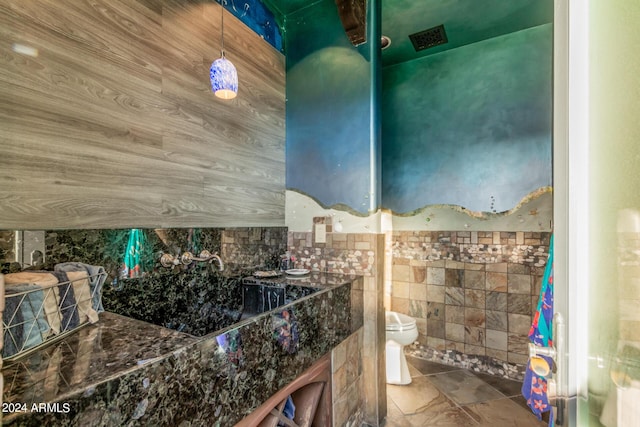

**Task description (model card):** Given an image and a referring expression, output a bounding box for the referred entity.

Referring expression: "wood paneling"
[0,0,285,229]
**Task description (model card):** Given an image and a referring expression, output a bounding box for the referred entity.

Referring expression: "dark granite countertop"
[2,312,197,413]
[2,272,362,426]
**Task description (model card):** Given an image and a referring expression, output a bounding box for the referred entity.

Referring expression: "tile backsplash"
[287,231,378,276]
[1,227,287,279]
[0,227,288,337]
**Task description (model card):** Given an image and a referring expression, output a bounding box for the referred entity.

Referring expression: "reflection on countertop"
[244,270,358,288]
[2,312,197,413]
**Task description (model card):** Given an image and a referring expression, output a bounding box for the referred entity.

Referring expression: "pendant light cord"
[220,0,226,57]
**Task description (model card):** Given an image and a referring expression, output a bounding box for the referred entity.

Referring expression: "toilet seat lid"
[386,311,416,331]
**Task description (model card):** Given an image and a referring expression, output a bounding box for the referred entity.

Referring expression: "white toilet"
[385,311,419,385]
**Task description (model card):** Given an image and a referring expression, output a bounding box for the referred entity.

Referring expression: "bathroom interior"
[2,0,638,426]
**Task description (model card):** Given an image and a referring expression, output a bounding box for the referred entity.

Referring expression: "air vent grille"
[409,24,448,52]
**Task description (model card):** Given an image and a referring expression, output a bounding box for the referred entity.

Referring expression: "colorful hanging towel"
[522,235,555,426]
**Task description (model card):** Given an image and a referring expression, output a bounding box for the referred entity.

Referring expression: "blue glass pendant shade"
[210,55,238,99]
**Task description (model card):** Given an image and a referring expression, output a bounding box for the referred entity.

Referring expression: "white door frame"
[553,0,590,425]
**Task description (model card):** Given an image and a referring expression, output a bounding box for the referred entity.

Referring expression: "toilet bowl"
[385,311,418,385]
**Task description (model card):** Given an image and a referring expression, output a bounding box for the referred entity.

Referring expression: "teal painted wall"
[381,24,552,214]
[285,0,376,214]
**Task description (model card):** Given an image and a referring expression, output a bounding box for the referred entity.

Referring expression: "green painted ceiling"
[262,0,553,66]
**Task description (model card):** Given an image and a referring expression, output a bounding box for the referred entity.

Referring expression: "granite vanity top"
[2,272,362,426]
[2,312,197,413]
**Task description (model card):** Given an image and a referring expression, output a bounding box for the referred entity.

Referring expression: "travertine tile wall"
[220,227,288,269]
[390,231,551,368]
[331,329,365,426]
[287,232,377,276]
[288,223,386,426]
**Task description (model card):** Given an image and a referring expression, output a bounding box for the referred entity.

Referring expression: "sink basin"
[241,280,320,317]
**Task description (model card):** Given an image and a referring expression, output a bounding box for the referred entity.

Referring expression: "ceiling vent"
[409,24,448,52]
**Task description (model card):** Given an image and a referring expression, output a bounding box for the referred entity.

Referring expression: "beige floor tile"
[387,376,445,415]
[408,362,422,378]
[386,393,477,427]
[386,398,404,419]
[387,359,545,427]
[384,415,414,427]
[428,369,505,405]
[463,397,547,426]
[473,372,523,397]
[386,409,478,427]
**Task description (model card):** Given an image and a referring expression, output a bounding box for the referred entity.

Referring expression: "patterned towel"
[51,271,80,332]
[55,262,107,313]
[4,272,62,334]
[522,235,554,425]
[3,283,50,357]
[3,289,25,357]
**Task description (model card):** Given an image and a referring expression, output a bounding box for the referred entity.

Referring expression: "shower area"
[382,0,640,425]
[387,232,552,379]
[380,0,554,381]
[282,0,555,423]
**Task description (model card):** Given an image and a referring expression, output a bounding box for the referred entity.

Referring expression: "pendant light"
[210,0,238,99]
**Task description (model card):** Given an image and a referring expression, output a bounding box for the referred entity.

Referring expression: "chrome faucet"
[160,250,224,271]
[209,252,224,271]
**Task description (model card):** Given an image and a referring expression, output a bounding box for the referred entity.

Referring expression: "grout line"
[458,404,481,425]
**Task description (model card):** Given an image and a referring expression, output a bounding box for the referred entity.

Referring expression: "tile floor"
[384,356,548,426]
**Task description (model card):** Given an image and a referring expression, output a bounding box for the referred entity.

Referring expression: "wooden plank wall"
[0,0,286,229]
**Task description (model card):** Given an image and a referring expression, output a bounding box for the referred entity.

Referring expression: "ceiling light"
[210,0,238,100]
